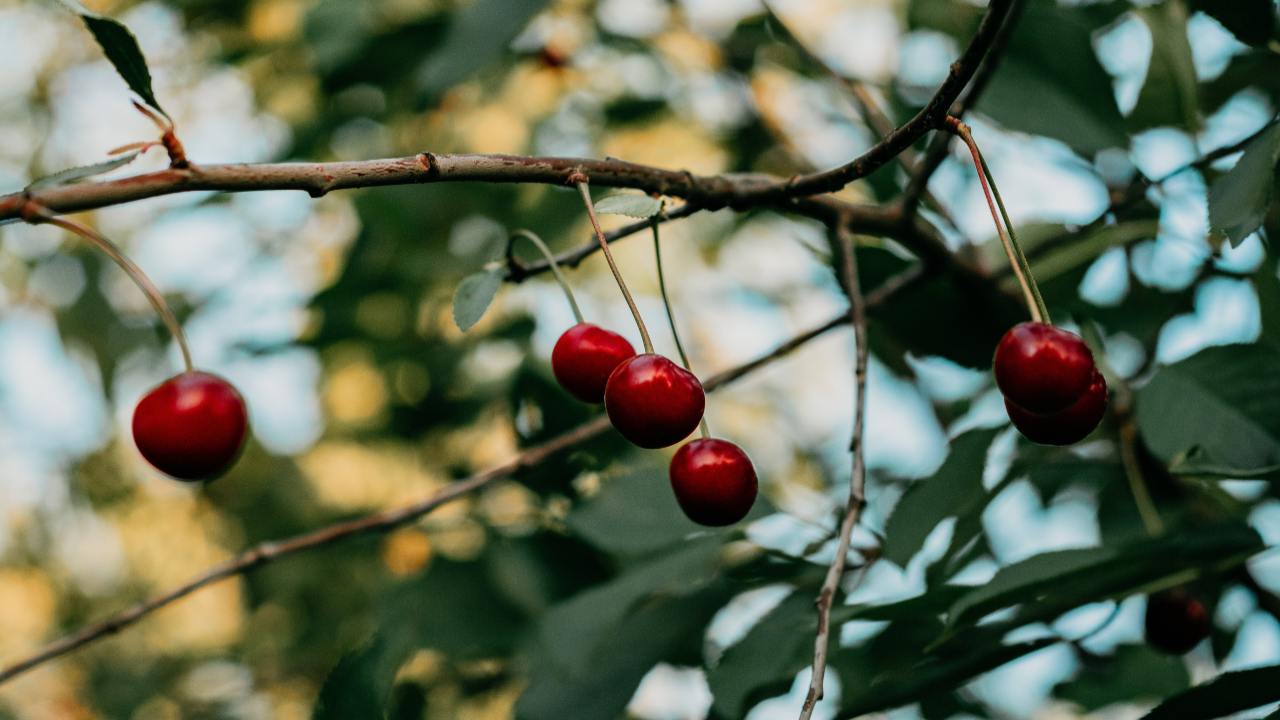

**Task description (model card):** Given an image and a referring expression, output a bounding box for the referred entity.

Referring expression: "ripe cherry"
[1005,369,1108,445]
[669,438,758,526]
[132,372,249,481]
[551,323,637,403]
[1144,587,1211,655]
[994,322,1096,414]
[604,353,705,449]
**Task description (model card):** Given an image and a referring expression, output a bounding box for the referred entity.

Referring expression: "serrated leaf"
[1169,446,1280,480]
[56,1,165,115]
[1141,665,1280,719]
[592,193,662,219]
[26,152,140,191]
[451,267,504,331]
[882,429,1000,567]
[1137,344,1280,472]
[1131,1,1200,132]
[1209,123,1280,246]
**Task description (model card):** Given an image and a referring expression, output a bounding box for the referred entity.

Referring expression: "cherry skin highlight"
[604,353,705,449]
[669,438,758,526]
[551,323,637,403]
[132,372,249,481]
[994,322,1096,413]
[1144,587,1211,655]
[1005,369,1108,445]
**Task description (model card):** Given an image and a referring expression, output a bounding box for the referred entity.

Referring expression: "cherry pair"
[993,322,1107,446]
[551,323,756,526]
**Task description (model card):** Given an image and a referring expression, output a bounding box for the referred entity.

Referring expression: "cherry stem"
[946,118,1050,325]
[651,215,710,439]
[31,208,195,373]
[576,182,654,354]
[508,229,584,324]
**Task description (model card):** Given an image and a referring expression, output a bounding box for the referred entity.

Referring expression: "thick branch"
[0,269,922,686]
[800,221,871,719]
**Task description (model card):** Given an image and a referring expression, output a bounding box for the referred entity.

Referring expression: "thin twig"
[0,269,923,686]
[800,220,870,719]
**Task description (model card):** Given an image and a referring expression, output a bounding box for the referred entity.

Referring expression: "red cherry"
[1144,587,1211,655]
[604,353,705,449]
[1005,369,1107,445]
[993,322,1096,413]
[551,323,637,403]
[132,372,249,481]
[669,438,758,526]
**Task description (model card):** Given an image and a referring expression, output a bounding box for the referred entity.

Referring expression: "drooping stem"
[800,222,871,720]
[945,118,1049,324]
[651,216,710,439]
[30,207,194,373]
[575,181,654,354]
[508,229,584,324]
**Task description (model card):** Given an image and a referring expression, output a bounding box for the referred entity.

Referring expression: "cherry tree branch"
[800,220,871,719]
[0,266,922,687]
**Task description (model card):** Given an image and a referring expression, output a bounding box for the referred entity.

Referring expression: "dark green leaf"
[1190,0,1276,46]
[977,1,1128,155]
[1142,665,1280,719]
[451,267,504,331]
[1054,644,1190,711]
[416,0,552,103]
[1209,123,1280,246]
[313,633,401,720]
[57,1,165,114]
[1170,446,1280,480]
[1130,1,1200,132]
[945,522,1262,629]
[882,429,1000,567]
[1137,344,1280,472]
[706,591,815,719]
[26,152,141,190]
[593,193,662,219]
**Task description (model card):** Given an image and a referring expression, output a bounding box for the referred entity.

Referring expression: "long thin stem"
[800,222,870,720]
[946,118,1049,324]
[651,216,710,439]
[30,207,194,373]
[576,182,654,353]
[508,229,584,324]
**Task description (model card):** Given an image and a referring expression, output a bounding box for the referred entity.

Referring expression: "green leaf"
[26,152,141,190]
[312,633,402,720]
[1130,1,1200,132]
[451,267,504,331]
[1209,123,1280,246]
[567,461,772,558]
[416,0,552,102]
[882,429,1000,567]
[707,591,815,719]
[944,522,1262,630]
[592,193,663,219]
[1190,0,1276,47]
[977,1,1128,155]
[1169,446,1280,480]
[1054,644,1190,711]
[1137,344,1280,472]
[1141,665,1280,720]
[56,1,165,115]
[840,634,1060,716]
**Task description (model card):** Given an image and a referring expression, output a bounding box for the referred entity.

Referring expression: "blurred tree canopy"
[1,0,1280,718]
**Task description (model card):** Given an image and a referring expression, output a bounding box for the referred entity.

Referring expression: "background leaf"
[1130,1,1200,132]
[1142,665,1280,719]
[451,267,504,331]
[1209,122,1280,246]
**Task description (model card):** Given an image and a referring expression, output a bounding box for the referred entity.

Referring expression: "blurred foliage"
[5,0,1280,718]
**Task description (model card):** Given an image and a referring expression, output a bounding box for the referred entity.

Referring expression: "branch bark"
[800,220,871,719]
[0,266,921,686]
